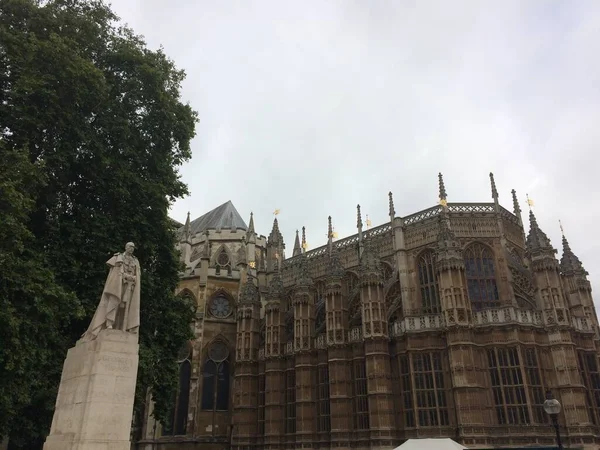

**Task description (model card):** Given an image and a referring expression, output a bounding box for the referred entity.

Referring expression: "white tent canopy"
[393,438,468,450]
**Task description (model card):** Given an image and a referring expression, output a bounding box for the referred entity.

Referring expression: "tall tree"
[0,0,198,447]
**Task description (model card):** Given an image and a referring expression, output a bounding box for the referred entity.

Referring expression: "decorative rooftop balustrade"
[282,202,519,268]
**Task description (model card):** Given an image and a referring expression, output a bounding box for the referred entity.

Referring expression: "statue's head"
[125,242,135,254]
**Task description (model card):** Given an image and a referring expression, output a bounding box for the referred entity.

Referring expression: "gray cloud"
[110,0,600,297]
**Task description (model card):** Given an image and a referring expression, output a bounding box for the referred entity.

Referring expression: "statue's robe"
[83,253,141,340]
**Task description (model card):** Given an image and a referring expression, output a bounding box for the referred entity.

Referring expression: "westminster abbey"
[137,173,600,450]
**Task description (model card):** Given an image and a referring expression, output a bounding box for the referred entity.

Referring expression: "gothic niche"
[285,310,294,342]
[259,318,266,349]
[344,271,360,297]
[386,280,402,322]
[380,261,394,282]
[209,291,233,319]
[215,247,232,276]
[314,298,326,336]
[348,293,362,328]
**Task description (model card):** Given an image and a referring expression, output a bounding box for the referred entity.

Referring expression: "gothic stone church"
[137,174,600,450]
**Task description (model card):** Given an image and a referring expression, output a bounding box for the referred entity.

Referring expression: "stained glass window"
[317,365,331,432]
[417,251,440,314]
[201,341,231,413]
[488,347,529,425]
[578,351,600,425]
[352,359,369,430]
[174,360,191,435]
[216,361,230,411]
[285,368,296,434]
[464,244,500,310]
[201,360,217,410]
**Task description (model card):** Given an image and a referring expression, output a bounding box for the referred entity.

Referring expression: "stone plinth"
[43,329,139,450]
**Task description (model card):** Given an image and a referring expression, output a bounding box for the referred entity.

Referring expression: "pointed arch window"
[352,359,369,430]
[464,243,500,311]
[201,341,231,412]
[417,251,440,314]
[215,247,232,276]
[162,341,193,436]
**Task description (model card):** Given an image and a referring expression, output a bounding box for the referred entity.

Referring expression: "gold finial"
[526,193,534,210]
[366,214,372,229]
[273,209,280,216]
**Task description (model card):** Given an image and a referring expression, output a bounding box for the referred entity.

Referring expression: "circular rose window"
[210,294,232,319]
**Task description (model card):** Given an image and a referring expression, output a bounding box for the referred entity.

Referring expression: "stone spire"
[357,204,364,257]
[301,226,307,254]
[438,172,447,203]
[434,172,463,271]
[292,229,302,257]
[388,191,395,221]
[248,211,255,234]
[511,189,523,226]
[327,216,333,255]
[296,226,313,288]
[268,217,283,247]
[560,223,588,277]
[526,210,555,257]
[526,209,559,273]
[326,216,345,280]
[240,270,260,305]
[489,172,498,200]
[181,211,191,242]
[357,204,363,231]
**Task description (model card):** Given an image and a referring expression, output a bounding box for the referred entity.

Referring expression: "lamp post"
[543,390,563,450]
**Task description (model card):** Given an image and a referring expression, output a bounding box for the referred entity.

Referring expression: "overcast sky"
[110,0,600,295]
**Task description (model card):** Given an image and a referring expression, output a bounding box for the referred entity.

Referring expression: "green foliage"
[0,0,198,446]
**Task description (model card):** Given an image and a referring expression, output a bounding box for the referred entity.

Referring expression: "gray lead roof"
[182,200,248,236]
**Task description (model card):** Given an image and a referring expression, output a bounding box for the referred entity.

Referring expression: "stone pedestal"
[43,329,139,450]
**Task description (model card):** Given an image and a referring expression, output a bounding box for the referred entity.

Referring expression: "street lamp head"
[543,390,562,416]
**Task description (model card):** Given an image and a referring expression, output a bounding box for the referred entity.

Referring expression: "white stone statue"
[82,242,141,341]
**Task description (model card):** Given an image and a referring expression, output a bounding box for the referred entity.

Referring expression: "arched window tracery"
[417,251,440,314]
[200,340,231,412]
[214,246,232,276]
[464,243,500,311]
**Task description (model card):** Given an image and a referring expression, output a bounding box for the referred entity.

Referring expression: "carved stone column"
[325,242,352,447]
[360,241,395,446]
[231,276,261,449]
[436,208,486,438]
[293,254,316,448]
[263,271,285,449]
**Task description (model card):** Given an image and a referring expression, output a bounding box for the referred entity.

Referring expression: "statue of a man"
[82,242,141,341]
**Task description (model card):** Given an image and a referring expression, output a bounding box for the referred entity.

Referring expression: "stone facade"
[136,176,600,450]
